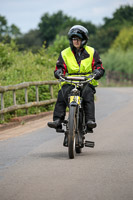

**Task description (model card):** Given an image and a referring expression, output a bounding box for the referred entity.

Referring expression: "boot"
[47,119,62,129]
[87,120,97,129]
[87,127,93,133]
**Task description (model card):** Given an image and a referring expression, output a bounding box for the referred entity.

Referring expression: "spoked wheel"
[68,106,77,159]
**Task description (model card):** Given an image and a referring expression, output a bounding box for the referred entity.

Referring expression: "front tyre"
[68,106,76,159]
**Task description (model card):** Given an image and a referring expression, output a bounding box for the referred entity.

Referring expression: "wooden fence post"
[25,88,28,114]
[49,85,53,99]
[13,90,16,105]
[13,90,17,117]
[36,86,39,102]
[1,93,4,121]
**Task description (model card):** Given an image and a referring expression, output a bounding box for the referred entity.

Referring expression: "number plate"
[70,96,80,105]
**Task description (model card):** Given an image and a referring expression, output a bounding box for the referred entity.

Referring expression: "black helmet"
[68,25,89,47]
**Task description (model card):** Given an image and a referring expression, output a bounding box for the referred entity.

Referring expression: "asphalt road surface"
[0,87,133,200]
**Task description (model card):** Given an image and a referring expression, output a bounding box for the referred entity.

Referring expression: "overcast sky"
[0,0,133,33]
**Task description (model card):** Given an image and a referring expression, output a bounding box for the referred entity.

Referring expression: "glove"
[93,69,102,80]
[54,69,63,79]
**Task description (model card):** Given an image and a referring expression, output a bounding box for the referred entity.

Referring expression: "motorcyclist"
[48,25,105,138]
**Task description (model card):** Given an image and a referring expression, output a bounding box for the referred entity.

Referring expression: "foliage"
[89,27,119,54]
[111,26,133,51]
[38,11,68,46]
[101,49,133,81]
[0,40,58,122]
[0,15,21,41]
[48,35,69,55]
[1,5,133,54]
[0,40,17,70]
[38,10,97,47]
[17,29,42,52]
[0,15,8,34]
[0,41,57,86]
[38,5,133,53]
[90,5,133,53]
[103,5,133,28]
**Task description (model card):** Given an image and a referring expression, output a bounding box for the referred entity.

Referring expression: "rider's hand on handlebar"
[93,69,102,80]
[54,69,63,79]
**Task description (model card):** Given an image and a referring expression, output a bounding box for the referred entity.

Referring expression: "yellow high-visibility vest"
[61,45,98,86]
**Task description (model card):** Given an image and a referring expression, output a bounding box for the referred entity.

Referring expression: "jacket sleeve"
[92,50,105,77]
[54,53,67,77]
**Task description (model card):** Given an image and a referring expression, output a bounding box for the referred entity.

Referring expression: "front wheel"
[68,106,77,159]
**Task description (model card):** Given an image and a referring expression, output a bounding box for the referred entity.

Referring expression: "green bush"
[101,49,133,80]
[48,34,69,55]
[0,41,59,122]
[0,42,58,86]
[111,26,133,51]
[0,40,17,70]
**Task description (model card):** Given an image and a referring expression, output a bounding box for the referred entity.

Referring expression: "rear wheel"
[68,106,77,159]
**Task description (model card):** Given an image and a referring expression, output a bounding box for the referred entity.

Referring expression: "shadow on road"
[30,151,69,160]
[30,148,131,161]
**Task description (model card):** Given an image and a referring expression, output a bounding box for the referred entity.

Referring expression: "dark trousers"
[53,83,96,122]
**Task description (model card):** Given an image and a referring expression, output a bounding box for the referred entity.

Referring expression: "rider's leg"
[48,89,66,128]
[48,84,72,129]
[82,84,97,128]
[53,90,67,121]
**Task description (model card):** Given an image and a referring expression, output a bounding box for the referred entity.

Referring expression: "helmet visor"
[69,29,83,40]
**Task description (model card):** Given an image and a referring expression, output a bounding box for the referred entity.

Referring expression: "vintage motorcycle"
[56,74,96,159]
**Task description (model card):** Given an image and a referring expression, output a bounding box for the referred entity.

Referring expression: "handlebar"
[59,74,96,84]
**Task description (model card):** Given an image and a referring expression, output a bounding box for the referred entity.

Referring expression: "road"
[0,87,133,200]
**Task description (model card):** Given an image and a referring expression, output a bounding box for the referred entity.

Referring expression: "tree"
[17,29,42,52]
[0,15,8,41]
[0,15,21,42]
[38,10,97,46]
[111,26,133,51]
[113,5,133,25]
[90,5,133,53]
[103,5,133,29]
[38,11,68,46]
[0,15,8,35]
[89,26,119,53]
[9,24,21,38]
